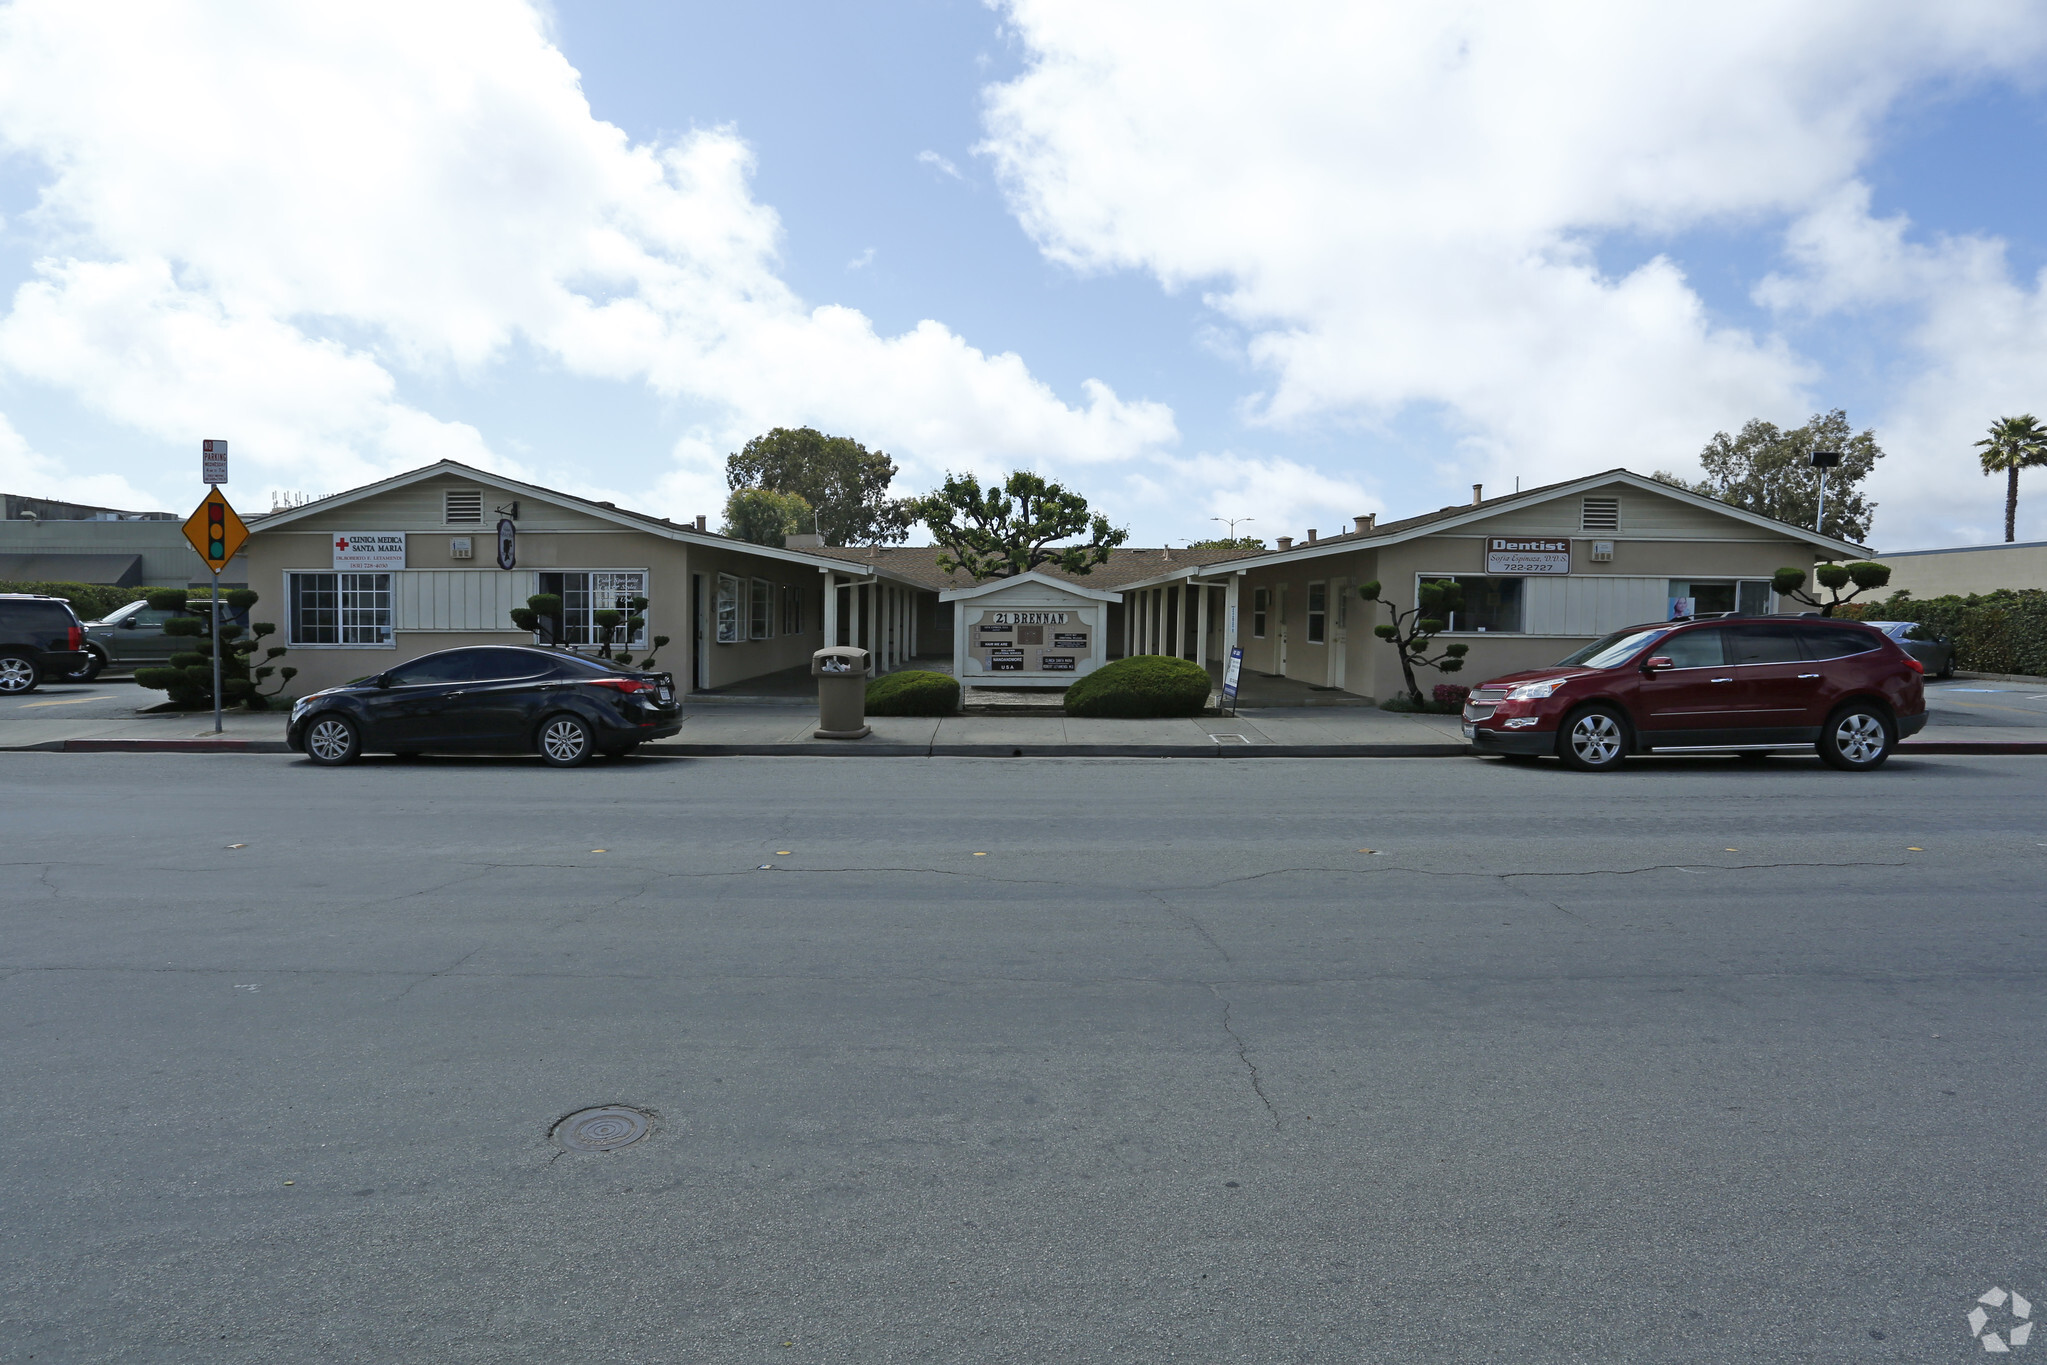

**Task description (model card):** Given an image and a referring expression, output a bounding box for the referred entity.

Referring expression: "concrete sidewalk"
[4,697,2045,757]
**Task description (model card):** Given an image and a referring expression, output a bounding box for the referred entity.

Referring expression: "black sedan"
[287,646,682,767]
[1863,621,1956,678]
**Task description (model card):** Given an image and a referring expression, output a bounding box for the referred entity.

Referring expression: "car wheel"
[1818,704,1894,771]
[62,649,106,683]
[0,653,40,694]
[1557,705,1628,772]
[304,714,362,766]
[1937,657,1955,679]
[538,713,594,767]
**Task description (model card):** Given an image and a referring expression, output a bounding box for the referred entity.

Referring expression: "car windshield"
[1553,627,1669,669]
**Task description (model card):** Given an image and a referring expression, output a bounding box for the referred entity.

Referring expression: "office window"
[1306,582,1327,643]
[749,578,772,640]
[715,573,742,643]
[287,572,392,645]
[1434,575,1524,633]
[1252,587,1270,638]
[1581,496,1620,531]
[780,583,802,635]
[537,571,647,647]
[444,488,484,524]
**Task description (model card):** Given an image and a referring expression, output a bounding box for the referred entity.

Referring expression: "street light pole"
[1210,515,1255,540]
[1810,450,1843,537]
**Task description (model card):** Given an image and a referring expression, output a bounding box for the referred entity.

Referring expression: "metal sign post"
[182,481,250,734]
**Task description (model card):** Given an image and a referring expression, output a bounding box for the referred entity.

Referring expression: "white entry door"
[1327,577,1348,690]
[1276,584,1290,677]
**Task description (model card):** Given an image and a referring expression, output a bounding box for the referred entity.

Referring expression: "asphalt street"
[3,750,2045,1363]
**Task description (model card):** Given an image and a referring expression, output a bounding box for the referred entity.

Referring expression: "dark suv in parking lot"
[0,593,92,694]
[287,645,682,767]
[1462,615,1927,771]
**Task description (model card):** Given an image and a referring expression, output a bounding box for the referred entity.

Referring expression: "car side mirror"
[373,673,394,688]
[118,617,138,629]
[1641,656,1673,674]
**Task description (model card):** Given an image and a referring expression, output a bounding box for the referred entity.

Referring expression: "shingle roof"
[807,544,1265,591]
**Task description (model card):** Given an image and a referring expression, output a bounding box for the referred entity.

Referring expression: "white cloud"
[0,409,156,510]
[846,247,876,271]
[0,0,1172,512]
[980,1,2047,510]
[1122,451,1378,547]
[917,149,963,180]
[1762,183,2047,546]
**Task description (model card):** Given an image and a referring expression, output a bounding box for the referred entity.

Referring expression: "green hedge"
[865,669,961,716]
[0,580,171,622]
[1854,588,2047,677]
[1063,655,1212,718]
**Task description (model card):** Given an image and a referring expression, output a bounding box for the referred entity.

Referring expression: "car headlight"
[1505,680,1567,701]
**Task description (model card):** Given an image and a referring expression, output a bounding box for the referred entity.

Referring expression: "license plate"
[657,686,673,703]
[1461,722,1475,738]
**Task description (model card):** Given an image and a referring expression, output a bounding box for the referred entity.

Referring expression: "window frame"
[779,583,802,635]
[749,578,773,640]
[535,570,649,649]
[1251,587,1270,639]
[715,573,743,644]
[1305,580,1328,644]
[1417,572,1526,635]
[285,571,395,648]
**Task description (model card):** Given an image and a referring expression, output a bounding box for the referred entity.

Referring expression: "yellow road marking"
[18,697,97,708]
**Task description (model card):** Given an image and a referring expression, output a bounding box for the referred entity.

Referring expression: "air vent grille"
[1581,496,1620,532]
[444,489,484,524]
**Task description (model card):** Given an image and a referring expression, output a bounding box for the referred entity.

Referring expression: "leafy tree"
[1652,408,1883,542]
[726,427,912,546]
[1186,536,1266,553]
[1358,578,1469,706]
[133,589,295,709]
[908,470,1129,581]
[1974,413,2047,543]
[722,487,813,547]
[1772,562,1892,618]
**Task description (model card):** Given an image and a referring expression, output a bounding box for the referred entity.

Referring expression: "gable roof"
[245,459,936,585]
[807,543,1264,592]
[938,569,1125,603]
[1112,468,1874,589]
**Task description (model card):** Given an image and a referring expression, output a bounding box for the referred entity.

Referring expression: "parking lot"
[4,749,2045,1361]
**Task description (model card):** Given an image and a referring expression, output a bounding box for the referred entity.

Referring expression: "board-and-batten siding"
[393,570,535,631]
[1520,576,1668,636]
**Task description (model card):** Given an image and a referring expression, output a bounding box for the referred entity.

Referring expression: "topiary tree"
[910,470,1128,581]
[1358,579,1468,706]
[133,588,295,710]
[592,596,671,670]
[509,593,564,645]
[1772,562,1891,618]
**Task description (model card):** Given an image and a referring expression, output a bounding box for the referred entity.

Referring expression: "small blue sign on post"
[1221,646,1244,712]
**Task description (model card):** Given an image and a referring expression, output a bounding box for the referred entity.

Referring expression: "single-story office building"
[1872,539,2047,599]
[1109,470,1871,700]
[243,461,950,698]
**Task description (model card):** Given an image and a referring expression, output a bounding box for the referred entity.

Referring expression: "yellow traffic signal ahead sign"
[183,487,248,573]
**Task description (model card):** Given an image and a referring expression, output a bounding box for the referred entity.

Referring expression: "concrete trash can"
[812,646,872,739]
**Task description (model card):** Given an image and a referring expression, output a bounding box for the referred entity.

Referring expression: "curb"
[1953,671,2047,686]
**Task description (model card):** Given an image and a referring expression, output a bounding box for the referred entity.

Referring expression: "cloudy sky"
[2,1,2045,550]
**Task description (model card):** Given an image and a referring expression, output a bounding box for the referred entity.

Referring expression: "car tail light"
[1902,655,1924,674]
[67,625,83,650]
[588,677,657,695]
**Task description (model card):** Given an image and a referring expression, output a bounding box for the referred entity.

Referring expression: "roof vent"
[1305,529,1317,543]
[1276,535,1294,551]
[1581,496,1621,532]
[1354,514,1375,534]
[1472,483,1484,505]
[443,488,484,524]
[694,515,707,531]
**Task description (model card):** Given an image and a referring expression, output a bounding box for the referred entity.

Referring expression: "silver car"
[1863,621,1955,678]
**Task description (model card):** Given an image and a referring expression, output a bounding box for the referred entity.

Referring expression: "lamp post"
[1810,450,1843,536]
[1210,515,1255,540]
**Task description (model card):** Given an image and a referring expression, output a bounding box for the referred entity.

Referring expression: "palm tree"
[1975,414,2047,542]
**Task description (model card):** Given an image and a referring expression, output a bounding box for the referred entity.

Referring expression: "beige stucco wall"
[243,472,845,697]
[1199,480,1827,700]
[1878,542,2047,599]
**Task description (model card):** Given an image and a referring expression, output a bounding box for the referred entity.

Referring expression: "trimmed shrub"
[1863,588,2047,677]
[1063,655,1211,718]
[1383,691,1460,715]
[1432,683,1470,711]
[0,580,169,622]
[866,669,960,716]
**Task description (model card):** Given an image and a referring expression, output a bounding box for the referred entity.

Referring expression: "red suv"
[1461,616,1927,771]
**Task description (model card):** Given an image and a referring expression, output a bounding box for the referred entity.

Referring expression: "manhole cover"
[552,1106,653,1152]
